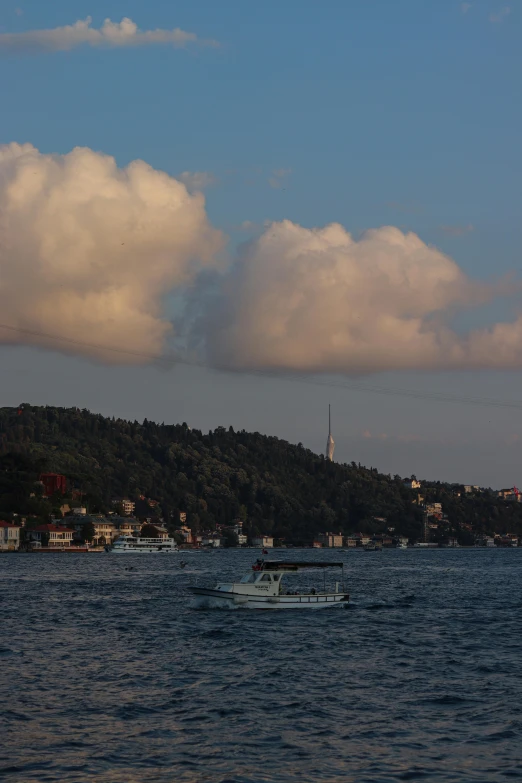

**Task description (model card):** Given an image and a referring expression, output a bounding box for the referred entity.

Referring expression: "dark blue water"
[1,549,522,782]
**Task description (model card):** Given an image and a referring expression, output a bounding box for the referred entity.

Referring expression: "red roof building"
[40,473,67,497]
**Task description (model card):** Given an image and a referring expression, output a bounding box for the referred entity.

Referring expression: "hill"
[0,405,520,543]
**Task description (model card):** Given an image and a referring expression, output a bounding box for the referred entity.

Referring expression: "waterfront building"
[68,515,117,545]
[176,525,194,544]
[318,532,343,548]
[29,524,74,548]
[252,536,274,548]
[0,521,21,551]
[112,517,142,538]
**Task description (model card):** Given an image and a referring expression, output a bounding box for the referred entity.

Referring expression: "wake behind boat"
[106,535,179,553]
[189,559,349,609]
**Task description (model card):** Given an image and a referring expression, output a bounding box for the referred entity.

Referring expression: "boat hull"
[189,587,349,609]
[107,549,179,553]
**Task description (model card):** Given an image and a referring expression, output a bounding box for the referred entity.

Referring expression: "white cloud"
[0,16,218,53]
[178,171,217,193]
[4,148,522,376]
[202,219,522,375]
[0,143,223,363]
[489,6,511,23]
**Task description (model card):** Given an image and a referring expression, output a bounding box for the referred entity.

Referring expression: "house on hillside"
[111,499,135,515]
[497,489,521,502]
[39,473,67,497]
[403,478,421,490]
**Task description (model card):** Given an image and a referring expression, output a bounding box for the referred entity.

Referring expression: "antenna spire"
[326,404,335,462]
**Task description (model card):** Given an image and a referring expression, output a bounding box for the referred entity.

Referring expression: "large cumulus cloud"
[3,145,522,375]
[203,220,521,374]
[0,143,223,363]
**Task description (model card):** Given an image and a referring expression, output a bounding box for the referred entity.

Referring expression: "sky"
[0,0,521,487]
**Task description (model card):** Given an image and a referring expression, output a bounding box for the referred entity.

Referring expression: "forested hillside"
[0,405,520,543]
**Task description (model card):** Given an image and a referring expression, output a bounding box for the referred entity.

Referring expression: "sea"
[1,548,521,783]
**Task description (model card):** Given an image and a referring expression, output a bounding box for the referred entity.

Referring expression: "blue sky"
[1,0,521,486]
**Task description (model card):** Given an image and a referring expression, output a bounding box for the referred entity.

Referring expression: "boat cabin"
[215,560,345,598]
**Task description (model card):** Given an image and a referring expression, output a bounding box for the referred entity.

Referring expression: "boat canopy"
[259,560,343,571]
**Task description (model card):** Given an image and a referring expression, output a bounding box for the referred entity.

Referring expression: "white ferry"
[106,535,179,554]
[189,559,349,610]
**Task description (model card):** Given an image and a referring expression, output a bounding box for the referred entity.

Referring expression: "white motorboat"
[189,559,349,610]
[106,535,179,553]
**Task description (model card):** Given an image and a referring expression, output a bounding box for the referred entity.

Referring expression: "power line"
[0,323,175,366]
[1,321,522,411]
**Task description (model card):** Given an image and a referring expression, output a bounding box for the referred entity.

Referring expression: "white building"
[232,521,248,546]
[318,532,343,548]
[252,536,273,548]
[0,521,20,551]
[29,524,74,548]
[112,517,142,538]
[112,499,135,515]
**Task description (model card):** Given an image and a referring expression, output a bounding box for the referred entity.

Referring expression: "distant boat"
[106,535,179,554]
[364,542,382,551]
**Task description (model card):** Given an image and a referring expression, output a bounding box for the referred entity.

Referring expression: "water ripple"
[1,549,521,781]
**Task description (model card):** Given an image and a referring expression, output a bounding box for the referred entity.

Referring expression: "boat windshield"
[240,573,257,583]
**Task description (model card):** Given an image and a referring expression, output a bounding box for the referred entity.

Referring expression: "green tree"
[80,521,96,543]
[141,523,160,538]
[222,529,239,548]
